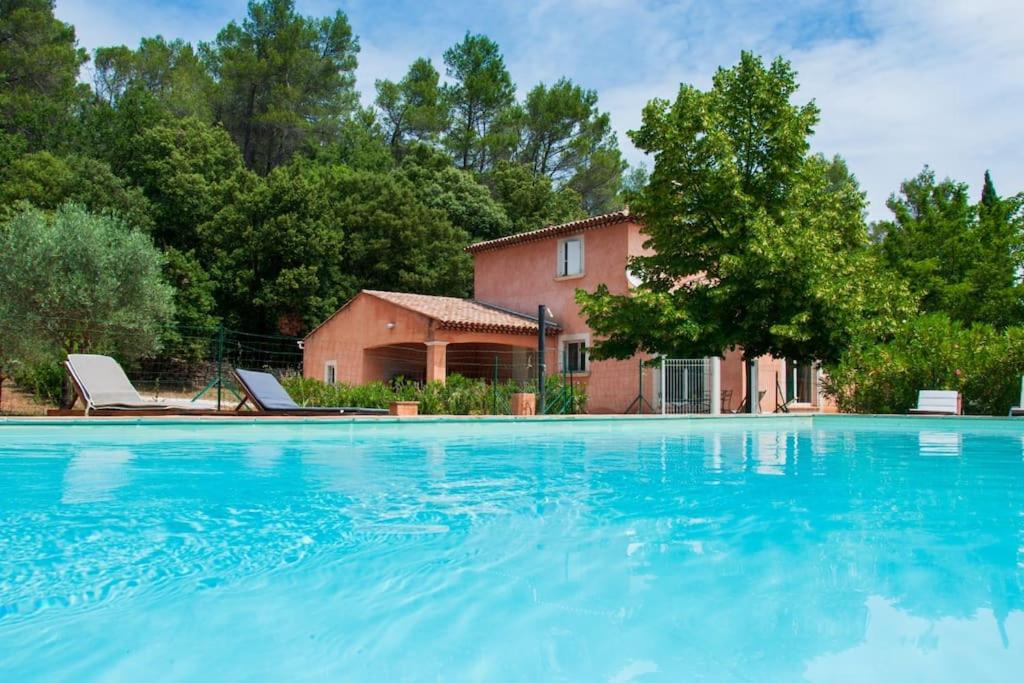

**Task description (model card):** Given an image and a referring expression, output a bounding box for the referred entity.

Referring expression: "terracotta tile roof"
[466,209,635,254]
[363,290,559,336]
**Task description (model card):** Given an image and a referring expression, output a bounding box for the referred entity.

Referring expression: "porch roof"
[305,290,559,340]
[366,290,558,335]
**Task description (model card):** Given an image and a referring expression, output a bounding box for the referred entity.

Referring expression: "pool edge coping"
[1,412,1021,427]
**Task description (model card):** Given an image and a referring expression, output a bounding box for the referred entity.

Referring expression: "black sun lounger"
[232,368,388,415]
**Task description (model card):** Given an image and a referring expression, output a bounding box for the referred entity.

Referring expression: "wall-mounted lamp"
[386,322,396,330]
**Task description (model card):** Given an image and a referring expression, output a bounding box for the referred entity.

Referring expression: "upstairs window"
[558,237,583,277]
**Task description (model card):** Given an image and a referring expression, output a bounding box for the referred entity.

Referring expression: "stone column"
[425,341,449,384]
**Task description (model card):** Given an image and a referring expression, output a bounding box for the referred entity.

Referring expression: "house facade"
[302,210,833,414]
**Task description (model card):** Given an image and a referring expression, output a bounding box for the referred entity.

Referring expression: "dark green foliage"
[312,107,394,172]
[825,314,1024,416]
[75,83,168,175]
[0,0,88,151]
[161,248,219,358]
[126,116,251,249]
[970,174,1024,328]
[442,32,516,172]
[201,161,472,332]
[93,36,213,120]
[10,360,65,405]
[400,145,512,240]
[205,0,360,174]
[512,78,626,213]
[873,168,1024,328]
[488,160,585,234]
[376,58,448,157]
[329,167,473,299]
[981,170,999,210]
[0,151,153,230]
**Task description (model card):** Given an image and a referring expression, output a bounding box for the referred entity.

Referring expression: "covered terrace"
[302,290,558,386]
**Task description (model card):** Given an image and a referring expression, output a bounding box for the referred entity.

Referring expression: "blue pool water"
[1,416,1024,681]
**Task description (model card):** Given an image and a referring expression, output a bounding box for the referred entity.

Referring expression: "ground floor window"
[561,337,588,373]
[795,362,814,403]
[324,361,336,385]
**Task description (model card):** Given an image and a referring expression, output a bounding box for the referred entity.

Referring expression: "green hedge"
[280,373,586,415]
[10,360,65,405]
[825,314,1024,415]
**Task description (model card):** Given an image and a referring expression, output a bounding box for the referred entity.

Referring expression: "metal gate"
[662,358,712,414]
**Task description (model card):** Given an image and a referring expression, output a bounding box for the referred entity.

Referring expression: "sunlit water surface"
[2,417,1024,681]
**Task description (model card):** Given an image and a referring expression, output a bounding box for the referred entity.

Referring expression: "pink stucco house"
[302,210,832,414]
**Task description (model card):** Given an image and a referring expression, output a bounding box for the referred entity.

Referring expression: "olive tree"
[0,203,174,406]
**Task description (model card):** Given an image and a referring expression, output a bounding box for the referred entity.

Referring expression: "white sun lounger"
[65,354,179,415]
[907,390,961,416]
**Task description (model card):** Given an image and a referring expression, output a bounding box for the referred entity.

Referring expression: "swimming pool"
[1,415,1023,681]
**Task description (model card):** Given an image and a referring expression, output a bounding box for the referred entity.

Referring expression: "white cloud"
[790,0,1024,217]
[579,0,1024,219]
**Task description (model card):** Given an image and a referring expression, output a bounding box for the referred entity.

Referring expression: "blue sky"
[55,0,1024,220]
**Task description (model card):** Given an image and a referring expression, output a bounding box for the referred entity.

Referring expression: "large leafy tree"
[205,0,359,174]
[160,246,220,357]
[872,169,975,317]
[973,172,1024,327]
[0,0,88,152]
[578,52,913,365]
[126,116,252,250]
[400,145,511,241]
[375,58,448,158]
[124,117,249,335]
[873,168,1024,328]
[75,81,168,175]
[80,37,211,174]
[0,203,174,403]
[201,161,472,333]
[313,106,394,172]
[0,151,153,230]
[442,32,515,173]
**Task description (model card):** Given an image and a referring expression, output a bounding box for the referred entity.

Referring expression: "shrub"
[10,361,65,405]
[824,314,1024,415]
[280,372,588,415]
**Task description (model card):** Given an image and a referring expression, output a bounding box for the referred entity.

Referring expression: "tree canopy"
[199,160,472,332]
[0,203,174,373]
[578,52,914,364]
[442,32,516,173]
[375,58,448,157]
[205,0,360,174]
[0,1,636,346]
[0,0,88,152]
[873,167,1024,328]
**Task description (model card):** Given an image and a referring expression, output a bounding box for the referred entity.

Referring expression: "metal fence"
[661,358,713,414]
